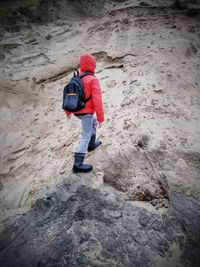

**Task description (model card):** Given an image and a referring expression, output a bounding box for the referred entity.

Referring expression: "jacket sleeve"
[90,78,104,123]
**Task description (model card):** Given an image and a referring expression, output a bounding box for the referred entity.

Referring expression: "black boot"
[88,134,102,152]
[73,153,93,173]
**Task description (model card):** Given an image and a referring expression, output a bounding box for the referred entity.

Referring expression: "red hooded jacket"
[65,53,104,123]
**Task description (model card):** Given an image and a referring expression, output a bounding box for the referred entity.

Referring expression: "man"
[65,53,104,173]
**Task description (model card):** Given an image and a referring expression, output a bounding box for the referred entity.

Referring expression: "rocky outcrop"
[0,0,105,25]
[1,0,200,29]
[34,0,105,21]
[0,176,200,267]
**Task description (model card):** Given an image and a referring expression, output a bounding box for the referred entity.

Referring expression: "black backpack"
[62,69,94,112]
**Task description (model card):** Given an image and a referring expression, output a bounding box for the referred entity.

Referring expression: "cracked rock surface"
[0,176,200,267]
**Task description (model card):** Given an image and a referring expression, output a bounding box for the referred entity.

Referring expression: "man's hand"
[66,113,71,120]
[98,122,103,128]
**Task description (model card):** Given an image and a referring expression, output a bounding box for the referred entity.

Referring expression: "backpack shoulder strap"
[79,72,94,102]
[79,72,94,79]
[85,95,92,102]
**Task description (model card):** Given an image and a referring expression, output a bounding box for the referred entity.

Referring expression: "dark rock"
[187,9,199,16]
[190,43,198,54]
[0,0,105,31]
[0,177,200,266]
[139,2,151,7]
[169,193,200,266]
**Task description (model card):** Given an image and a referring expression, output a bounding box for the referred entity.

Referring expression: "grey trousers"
[76,114,97,154]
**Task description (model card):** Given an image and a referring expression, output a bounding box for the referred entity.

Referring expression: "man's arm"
[64,110,71,120]
[90,78,104,123]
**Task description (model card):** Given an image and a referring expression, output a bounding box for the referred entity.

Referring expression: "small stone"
[139,1,151,6]
[154,89,163,93]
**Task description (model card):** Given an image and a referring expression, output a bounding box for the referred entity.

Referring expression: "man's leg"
[77,114,93,153]
[73,114,93,173]
[91,116,98,135]
[88,116,102,152]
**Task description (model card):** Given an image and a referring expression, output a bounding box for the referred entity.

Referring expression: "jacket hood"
[80,53,96,73]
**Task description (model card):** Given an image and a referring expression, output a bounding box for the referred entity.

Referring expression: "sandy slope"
[0,4,200,221]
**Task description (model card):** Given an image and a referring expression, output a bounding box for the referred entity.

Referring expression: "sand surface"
[0,2,200,221]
